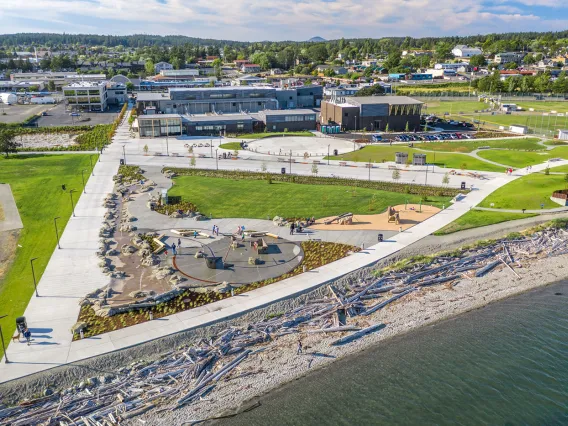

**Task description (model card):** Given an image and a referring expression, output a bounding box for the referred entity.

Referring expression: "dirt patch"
[0,203,4,221]
[310,204,441,231]
[18,133,80,149]
[0,229,20,283]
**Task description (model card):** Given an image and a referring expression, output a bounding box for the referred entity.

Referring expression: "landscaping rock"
[141,254,160,266]
[169,275,186,286]
[170,211,182,218]
[153,265,175,279]
[70,321,87,334]
[121,244,137,255]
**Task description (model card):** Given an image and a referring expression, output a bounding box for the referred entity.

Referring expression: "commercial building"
[137,114,183,137]
[494,52,525,65]
[434,63,472,72]
[136,85,323,115]
[241,64,261,73]
[10,72,107,88]
[451,45,482,58]
[159,69,199,78]
[185,114,256,135]
[63,81,108,112]
[258,109,317,132]
[320,96,423,132]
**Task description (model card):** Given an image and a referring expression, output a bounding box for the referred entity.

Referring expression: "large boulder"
[121,244,137,255]
[153,266,175,280]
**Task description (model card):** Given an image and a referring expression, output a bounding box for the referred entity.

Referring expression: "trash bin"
[378,233,383,242]
[461,182,466,190]
[223,153,227,159]
[16,316,27,332]
[333,149,339,156]
[281,168,286,174]
[120,159,125,166]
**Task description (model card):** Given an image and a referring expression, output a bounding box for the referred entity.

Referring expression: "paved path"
[474,206,568,214]
[0,184,23,232]
[2,125,567,383]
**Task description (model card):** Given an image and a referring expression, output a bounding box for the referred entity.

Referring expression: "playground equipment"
[324,212,353,225]
[387,206,400,224]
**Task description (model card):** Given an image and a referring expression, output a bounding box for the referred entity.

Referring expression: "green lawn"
[0,154,96,357]
[476,150,554,167]
[326,145,504,172]
[514,101,568,113]
[218,142,243,151]
[168,176,450,219]
[479,173,568,210]
[544,140,568,146]
[238,131,314,139]
[415,138,543,153]
[434,210,538,235]
[424,100,487,115]
[549,164,568,173]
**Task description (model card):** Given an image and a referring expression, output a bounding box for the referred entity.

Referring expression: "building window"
[344,113,349,117]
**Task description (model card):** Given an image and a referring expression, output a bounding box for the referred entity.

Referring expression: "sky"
[1,0,568,42]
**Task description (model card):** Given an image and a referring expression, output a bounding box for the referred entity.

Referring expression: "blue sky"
[1,0,567,41]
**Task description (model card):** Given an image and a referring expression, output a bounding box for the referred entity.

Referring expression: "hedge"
[165,168,467,197]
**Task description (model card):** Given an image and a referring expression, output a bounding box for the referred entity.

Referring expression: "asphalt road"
[36,103,122,127]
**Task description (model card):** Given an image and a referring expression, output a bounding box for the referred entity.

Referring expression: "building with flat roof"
[137,114,183,137]
[154,62,173,73]
[63,81,108,112]
[11,72,107,88]
[452,45,482,58]
[494,52,525,65]
[258,109,317,132]
[320,96,423,132]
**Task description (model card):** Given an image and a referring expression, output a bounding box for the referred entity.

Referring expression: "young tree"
[442,172,450,186]
[392,169,401,181]
[190,156,196,168]
[311,163,319,176]
[385,123,390,133]
[143,144,149,155]
[0,129,20,157]
[564,173,568,188]
[261,161,267,172]
[405,121,410,132]
[144,60,155,75]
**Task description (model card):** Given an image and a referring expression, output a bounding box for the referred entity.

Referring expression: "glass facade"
[139,118,182,137]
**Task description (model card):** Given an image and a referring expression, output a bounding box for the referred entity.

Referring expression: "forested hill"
[1,30,568,49]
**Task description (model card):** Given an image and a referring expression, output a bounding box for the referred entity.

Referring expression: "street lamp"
[327,144,330,165]
[289,150,292,174]
[54,216,61,249]
[81,169,87,194]
[215,149,218,170]
[368,159,371,181]
[69,189,76,217]
[122,145,126,165]
[30,257,39,297]
[166,134,169,156]
[89,154,95,174]
[0,315,8,363]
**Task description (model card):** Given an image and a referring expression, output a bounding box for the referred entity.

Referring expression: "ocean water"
[219,281,568,426]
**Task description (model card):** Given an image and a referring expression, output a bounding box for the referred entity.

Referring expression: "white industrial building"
[63,81,108,112]
[451,45,482,58]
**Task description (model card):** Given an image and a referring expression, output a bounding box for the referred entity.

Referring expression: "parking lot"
[0,103,53,124]
[36,103,122,127]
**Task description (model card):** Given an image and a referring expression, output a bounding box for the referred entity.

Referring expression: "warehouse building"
[320,96,423,132]
[258,109,317,132]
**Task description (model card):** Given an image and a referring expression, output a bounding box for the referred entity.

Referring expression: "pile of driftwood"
[1,227,567,425]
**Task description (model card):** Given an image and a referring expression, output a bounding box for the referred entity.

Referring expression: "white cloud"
[0,0,565,40]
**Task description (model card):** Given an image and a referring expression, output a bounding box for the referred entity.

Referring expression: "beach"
[132,244,568,425]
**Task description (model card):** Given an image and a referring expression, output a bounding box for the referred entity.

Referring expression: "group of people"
[289,217,316,235]
[212,225,220,236]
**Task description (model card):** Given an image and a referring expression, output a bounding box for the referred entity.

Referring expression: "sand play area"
[310,204,441,231]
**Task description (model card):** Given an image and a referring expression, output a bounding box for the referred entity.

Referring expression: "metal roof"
[261,109,316,116]
[136,93,169,101]
[185,114,253,122]
[138,114,183,119]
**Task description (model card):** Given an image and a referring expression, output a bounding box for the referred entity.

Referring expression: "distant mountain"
[308,36,326,42]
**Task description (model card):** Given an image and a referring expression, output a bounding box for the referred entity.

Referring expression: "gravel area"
[18,133,79,149]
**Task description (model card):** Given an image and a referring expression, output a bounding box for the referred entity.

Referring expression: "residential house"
[154,62,173,73]
[494,52,525,65]
[241,64,261,73]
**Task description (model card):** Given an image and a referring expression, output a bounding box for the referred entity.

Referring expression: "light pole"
[0,315,8,363]
[30,257,39,297]
[89,154,95,174]
[166,134,169,156]
[122,145,126,165]
[289,150,292,174]
[368,159,371,181]
[327,144,330,165]
[54,216,61,249]
[81,169,87,194]
[215,149,218,170]
[210,140,213,158]
[69,189,76,217]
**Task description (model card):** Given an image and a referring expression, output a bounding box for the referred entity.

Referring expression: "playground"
[310,204,441,231]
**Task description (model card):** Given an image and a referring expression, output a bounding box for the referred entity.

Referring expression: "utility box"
[281,167,286,174]
[395,152,408,165]
[412,153,426,166]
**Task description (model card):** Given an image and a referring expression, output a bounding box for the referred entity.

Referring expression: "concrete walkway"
[2,124,567,383]
[0,184,23,232]
[474,206,568,214]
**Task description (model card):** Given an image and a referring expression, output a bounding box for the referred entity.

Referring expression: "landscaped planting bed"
[75,241,360,338]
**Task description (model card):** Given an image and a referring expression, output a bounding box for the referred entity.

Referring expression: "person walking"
[213,225,217,235]
[296,339,303,355]
[290,222,295,235]
[178,238,181,248]
[164,249,168,258]
[172,243,176,256]
[23,328,32,346]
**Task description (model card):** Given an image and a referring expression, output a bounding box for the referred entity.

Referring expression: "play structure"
[387,206,400,225]
[324,212,353,225]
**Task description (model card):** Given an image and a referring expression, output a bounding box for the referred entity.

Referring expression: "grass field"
[477,146,568,168]
[544,140,568,146]
[238,131,314,139]
[479,173,568,210]
[550,164,568,173]
[434,210,538,235]
[424,100,487,115]
[0,154,96,357]
[168,176,450,219]
[415,138,543,153]
[218,142,242,151]
[326,145,504,172]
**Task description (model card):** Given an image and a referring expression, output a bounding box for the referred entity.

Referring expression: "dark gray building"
[184,114,256,136]
[258,109,317,132]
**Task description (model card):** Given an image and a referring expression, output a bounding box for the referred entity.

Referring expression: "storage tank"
[0,93,17,104]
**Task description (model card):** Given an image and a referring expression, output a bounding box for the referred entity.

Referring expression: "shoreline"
[132,248,568,425]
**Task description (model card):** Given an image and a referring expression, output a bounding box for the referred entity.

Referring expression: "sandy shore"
[132,251,568,425]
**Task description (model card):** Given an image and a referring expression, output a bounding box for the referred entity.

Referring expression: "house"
[316,65,348,75]
[452,45,482,58]
[241,64,261,73]
[362,60,377,67]
[235,59,250,68]
[154,62,173,73]
[494,52,525,65]
[270,68,284,75]
[231,75,267,86]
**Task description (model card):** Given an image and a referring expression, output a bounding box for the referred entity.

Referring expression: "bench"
[257,238,269,254]
[198,154,206,158]
[171,229,210,238]
[154,152,162,156]
[339,162,347,167]
[388,165,398,170]
[171,152,180,157]
[152,234,166,254]
[312,160,321,164]
[277,158,286,162]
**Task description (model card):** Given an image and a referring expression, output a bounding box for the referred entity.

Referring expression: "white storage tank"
[0,93,17,104]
